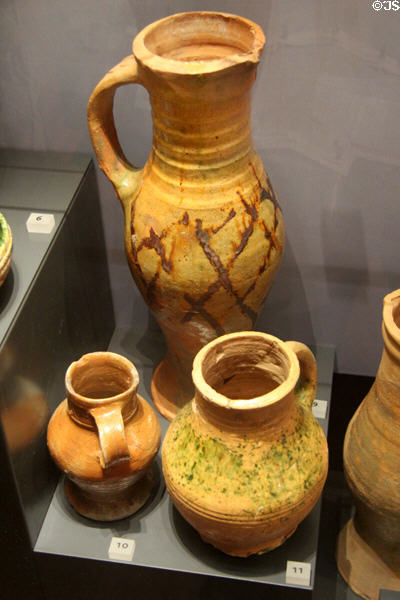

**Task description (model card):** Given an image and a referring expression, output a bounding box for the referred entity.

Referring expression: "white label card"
[312,399,328,419]
[26,212,55,234]
[108,537,135,561]
[286,560,311,586]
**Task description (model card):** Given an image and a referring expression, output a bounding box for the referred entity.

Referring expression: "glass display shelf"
[0,149,114,556]
[35,325,335,593]
[0,148,92,345]
[0,207,63,343]
[2,149,385,599]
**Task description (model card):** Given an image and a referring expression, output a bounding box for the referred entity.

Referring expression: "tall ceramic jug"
[337,290,400,599]
[88,12,285,420]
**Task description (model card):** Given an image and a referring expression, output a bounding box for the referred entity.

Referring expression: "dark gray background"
[1,0,399,376]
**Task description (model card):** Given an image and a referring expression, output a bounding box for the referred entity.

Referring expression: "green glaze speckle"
[0,213,7,248]
[164,400,327,518]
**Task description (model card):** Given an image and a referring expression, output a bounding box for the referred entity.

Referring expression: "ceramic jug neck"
[132,12,265,189]
[65,352,138,429]
[143,67,256,186]
[193,389,297,437]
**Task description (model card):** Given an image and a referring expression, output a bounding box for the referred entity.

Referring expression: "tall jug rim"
[383,289,400,345]
[132,11,266,76]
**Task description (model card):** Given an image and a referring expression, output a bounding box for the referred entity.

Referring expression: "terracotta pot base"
[199,525,297,557]
[151,360,180,422]
[337,519,400,600]
[151,359,193,421]
[65,468,155,522]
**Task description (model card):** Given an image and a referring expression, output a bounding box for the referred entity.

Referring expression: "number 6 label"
[108,537,135,561]
[26,212,55,234]
[285,560,311,585]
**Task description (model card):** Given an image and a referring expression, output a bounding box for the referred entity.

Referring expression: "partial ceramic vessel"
[337,290,400,599]
[0,212,12,287]
[0,347,48,454]
[47,352,161,521]
[162,331,328,556]
[1,376,48,454]
[87,12,285,421]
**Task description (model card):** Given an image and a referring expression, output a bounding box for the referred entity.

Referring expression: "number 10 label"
[108,537,136,561]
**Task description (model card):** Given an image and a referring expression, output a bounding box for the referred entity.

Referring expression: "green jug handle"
[87,55,143,209]
[286,341,317,410]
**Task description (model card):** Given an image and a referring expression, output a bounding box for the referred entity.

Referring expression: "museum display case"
[0,149,397,600]
[0,149,114,597]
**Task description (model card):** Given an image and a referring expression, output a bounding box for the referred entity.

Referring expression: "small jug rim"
[65,351,139,409]
[192,331,300,411]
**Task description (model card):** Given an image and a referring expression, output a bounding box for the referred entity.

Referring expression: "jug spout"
[132,12,265,74]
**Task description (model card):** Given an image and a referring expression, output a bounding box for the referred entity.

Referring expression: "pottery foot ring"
[337,518,400,600]
[65,468,155,522]
[198,525,298,557]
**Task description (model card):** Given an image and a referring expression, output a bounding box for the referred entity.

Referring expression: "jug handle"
[90,405,131,469]
[87,55,143,210]
[286,341,317,410]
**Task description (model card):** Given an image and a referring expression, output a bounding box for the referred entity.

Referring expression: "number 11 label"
[108,537,136,561]
[285,560,311,586]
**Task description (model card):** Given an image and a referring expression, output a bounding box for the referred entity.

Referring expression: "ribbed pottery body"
[162,332,328,557]
[337,290,400,599]
[0,212,12,287]
[47,352,161,521]
[88,12,285,421]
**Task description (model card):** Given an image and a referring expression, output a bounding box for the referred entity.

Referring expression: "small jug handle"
[286,341,317,410]
[90,405,131,469]
[87,55,143,209]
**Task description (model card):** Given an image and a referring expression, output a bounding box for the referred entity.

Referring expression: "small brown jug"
[47,352,161,521]
[162,331,328,556]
